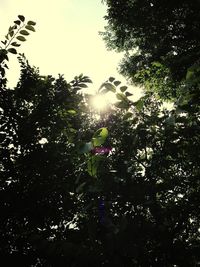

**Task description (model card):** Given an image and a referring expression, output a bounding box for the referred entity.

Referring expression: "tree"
[1,15,200,267]
[101,0,200,99]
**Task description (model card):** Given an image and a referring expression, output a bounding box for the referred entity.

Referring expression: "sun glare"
[91,95,108,111]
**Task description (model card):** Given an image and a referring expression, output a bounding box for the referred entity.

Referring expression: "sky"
[0,0,142,99]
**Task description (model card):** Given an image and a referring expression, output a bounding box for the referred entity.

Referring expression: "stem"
[5,23,25,49]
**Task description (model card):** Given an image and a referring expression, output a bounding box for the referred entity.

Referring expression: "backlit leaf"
[8,48,17,54]
[114,80,121,86]
[120,86,128,92]
[16,36,26,42]
[14,20,21,25]
[109,77,115,82]
[18,15,25,22]
[20,30,29,36]
[25,25,35,32]
[27,21,36,26]
[11,42,21,47]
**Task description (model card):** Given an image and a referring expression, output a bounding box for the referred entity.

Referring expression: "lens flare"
[91,94,107,111]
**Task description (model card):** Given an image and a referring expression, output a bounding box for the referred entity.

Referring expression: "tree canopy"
[1,12,200,267]
[101,0,200,99]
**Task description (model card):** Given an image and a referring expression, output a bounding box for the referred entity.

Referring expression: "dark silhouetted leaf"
[20,30,29,36]
[114,80,121,86]
[25,25,35,32]
[109,77,115,82]
[27,21,36,26]
[8,48,17,54]
[16,36,26,42]
[14,20,21,25]
[18,15,25,22]
[125,92,133,97]
[11,42,21,47]
[120,86,128,92]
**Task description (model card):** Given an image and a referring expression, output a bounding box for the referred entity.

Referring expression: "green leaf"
[79,142,93,154]
[16,36,26,42]
[8,48,17,54]
[125,92,133,97]
[101,88,109,94]
[11,42,21,47]
[103,82,116,92]
[123,112,132,120]
[120,86,128,92]
[18,15,25,22]
[152,61,162,67]
[14,20,21,25]
[25,25,35,32]
[87,155,104,177]
[92,127,108,147]
[109,77,115,82]
[114,80,121,86]
[116,93,128,102]
[165,115,175,126]
[114,101,129,109]
[134,99,144,111]
[93,127,108,140]
[20,30,29,36]
[27,21,36,26]
[67,109,77,115]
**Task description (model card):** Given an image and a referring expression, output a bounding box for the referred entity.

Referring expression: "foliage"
[1,14,200,267]
[101,0,200,99]
[0,15,36,88]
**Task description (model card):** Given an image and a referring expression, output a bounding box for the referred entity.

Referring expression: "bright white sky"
[0,0,142,100]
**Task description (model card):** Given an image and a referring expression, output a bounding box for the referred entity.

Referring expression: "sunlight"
[91,94,108,111]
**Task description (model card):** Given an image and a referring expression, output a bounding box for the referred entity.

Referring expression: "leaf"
[109,77,115,82]
[78,83,88,88]
[25,25,35,32]
[18,15,25,22]
[152,61,162,67]
[101,88,109,94]
[9,31,14,37]
[11,42,21,47]
[20,30,29,36]
[1,40,7,45]
[114,101,129,109]
[123,112,132,120]
[8,48,17,54]
[16,36,26,42]
[87,155,104,177]
[79,142,93,154]
[14,20,21,25]
[82,78,92,83]
[27,21,36,26]
[114,80,121,86]
[134,99,144,111]
[120,86,128,92]
[93,127,108,140]
[67,110,77,115]
[92,127,108,147]
[165,115,175,126]
[125,92,133,97]
[103,82,116,92]
[116,93,128,102]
